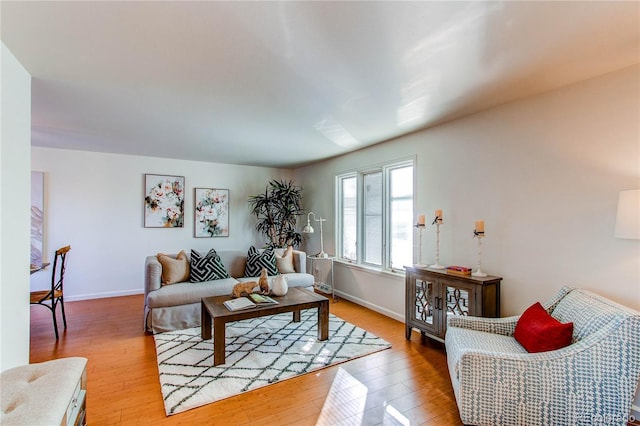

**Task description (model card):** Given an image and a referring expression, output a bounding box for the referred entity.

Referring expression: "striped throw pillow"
[244,246,277,277]
[189,249,230,282]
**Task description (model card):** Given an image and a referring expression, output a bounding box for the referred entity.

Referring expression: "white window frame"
[361,168,383,267]
[336,172,357,262]
[336,157,415,272]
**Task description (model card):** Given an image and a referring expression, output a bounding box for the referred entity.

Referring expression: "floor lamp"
[302,212,327,258]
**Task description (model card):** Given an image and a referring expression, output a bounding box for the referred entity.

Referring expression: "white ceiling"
[2,1,638,168]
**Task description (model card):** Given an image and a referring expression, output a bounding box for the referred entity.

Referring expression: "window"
[363,171,382,265]
[339,175,357,261]
[337,159,414,272]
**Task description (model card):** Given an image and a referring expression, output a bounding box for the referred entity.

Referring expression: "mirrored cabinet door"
[405,266,501,342]
[414,279,438,330]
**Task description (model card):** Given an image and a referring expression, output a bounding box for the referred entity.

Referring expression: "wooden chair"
[30,245,70,339]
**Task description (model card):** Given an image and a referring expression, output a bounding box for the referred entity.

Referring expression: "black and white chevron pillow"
[189,249,230,282]
[244,246,278,277]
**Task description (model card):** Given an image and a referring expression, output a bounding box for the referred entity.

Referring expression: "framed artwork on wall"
[194,188,229,237]
[144,174,185,228]
[31,171,45,265]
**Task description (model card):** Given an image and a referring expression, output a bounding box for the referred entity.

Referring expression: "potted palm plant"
[248,179,304,249]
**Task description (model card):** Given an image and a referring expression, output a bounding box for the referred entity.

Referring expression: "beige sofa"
[144,249,314,333]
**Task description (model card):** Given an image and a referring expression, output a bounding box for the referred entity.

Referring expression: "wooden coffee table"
[201,287,329,366]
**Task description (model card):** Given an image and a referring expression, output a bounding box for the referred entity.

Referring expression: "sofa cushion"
[281,272,313,288]
[217,251,247,278]
[514,302,573,353]
[189,249,230,282]
[147,277,239,308]
[237,272,314,288]
[157,250,190,285]
[244,246,277,276]
[446,326,527,381]
[275,246,295,273]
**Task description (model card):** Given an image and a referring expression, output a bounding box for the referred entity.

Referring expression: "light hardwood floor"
[30,294,463,425]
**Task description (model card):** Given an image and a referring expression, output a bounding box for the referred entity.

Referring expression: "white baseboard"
[64,288,403,325]
[335,290,404,323]
[64,289,144,302]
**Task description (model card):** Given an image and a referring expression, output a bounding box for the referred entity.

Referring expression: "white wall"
[31,148,292,300]
[1,43,32,371]
[295,65,640,318]
[23,65,640,326]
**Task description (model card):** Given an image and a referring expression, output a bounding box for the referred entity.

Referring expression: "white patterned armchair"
[445,286,640,426]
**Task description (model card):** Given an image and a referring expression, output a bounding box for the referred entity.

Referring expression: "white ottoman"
[1,357,87,425]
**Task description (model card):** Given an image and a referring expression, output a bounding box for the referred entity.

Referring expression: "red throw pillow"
[513,302,574,353]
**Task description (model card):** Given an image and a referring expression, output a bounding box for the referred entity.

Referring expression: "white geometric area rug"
[154,310,391,416]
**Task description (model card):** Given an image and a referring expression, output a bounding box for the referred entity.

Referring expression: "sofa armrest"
[145,255,163,296]
[292,250,307,274]
[447,315,520,336]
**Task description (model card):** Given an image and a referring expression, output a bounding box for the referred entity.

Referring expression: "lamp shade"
[302,224,314,234]
[614,189,640,239]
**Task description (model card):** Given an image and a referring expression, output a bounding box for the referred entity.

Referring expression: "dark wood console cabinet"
[405,266,502,342]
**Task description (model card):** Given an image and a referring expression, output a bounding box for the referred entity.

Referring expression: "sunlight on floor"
[384,403,411,425]
[317,368,367,424]
[316,367,410,425]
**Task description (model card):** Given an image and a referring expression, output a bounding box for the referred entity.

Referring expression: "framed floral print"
[144,174,185,228]
[194,188,229,237]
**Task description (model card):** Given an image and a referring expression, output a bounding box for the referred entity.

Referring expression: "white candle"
[417,214,426,226]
